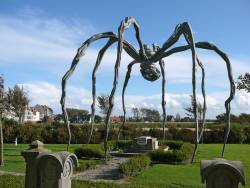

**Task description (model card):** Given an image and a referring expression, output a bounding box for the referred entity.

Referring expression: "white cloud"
[20,81,250,118]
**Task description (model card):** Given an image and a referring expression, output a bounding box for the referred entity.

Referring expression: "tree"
[131,107,140,121]
[66,108,89,123]
[140,108,161,122]
[237,73,250,92]
[97,94,109,115]
[7,85,29,124]
[184,95,203,122]
[0,75,5,166]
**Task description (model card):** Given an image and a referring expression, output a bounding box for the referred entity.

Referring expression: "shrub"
[159,140,184,150]
[74,147,105,159]
[244,127,250,143]
[148,142,194,164]
[228,126,246,143]
[113,140,133,151]
[119,155,151,177]
[75,160,100,172]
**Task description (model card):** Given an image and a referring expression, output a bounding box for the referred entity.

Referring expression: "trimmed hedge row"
[74,147,105,159]
[148,142,194,164]
[119,155,151,177]
[2,121,250,144]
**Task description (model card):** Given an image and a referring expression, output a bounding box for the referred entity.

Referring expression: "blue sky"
[0,0,250,118]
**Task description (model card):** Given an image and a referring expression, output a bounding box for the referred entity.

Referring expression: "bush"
[244,127,250,143]
[159,140,184,150]
[228,126,246,143]
[119,155,151,177]
[148,142,194,164]
[113,140,133,151]
[74,147,105,159]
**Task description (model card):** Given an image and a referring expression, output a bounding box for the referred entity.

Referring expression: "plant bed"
[119,155,151,177]
[148,141,194,164]
[74,146,105,159]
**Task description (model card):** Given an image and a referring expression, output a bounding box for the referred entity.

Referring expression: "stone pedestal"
[200,158,245,188]
[21,140,78,188]
[21,140,50,188]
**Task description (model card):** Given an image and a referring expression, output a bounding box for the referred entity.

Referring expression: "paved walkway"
[73,157,128,182]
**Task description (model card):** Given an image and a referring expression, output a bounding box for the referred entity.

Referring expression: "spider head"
[143,43,160,58]
[140,63,161,82]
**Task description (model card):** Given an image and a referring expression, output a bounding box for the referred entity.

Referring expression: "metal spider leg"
[195,42,235,158]
[152,22,200,162]
[160,42,235,157]
[103,18,141,160]
[88,38,117,144]
[152,22,199,141]
[61,32,140,151]
[190,57,207,163]
[117,60,138,141]
[159,60,167,140]
[197,58,207,142]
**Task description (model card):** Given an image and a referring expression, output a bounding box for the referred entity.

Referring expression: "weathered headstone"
[21,140,50,188]
[21,140,78,188]
[36,152,78,188]
[200,158,245,188]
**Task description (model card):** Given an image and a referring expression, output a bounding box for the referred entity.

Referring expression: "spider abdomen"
[140,64,161,82]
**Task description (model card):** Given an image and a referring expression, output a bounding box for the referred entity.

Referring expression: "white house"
[23,108,40,122]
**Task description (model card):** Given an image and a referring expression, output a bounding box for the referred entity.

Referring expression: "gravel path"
[73,157,128,182]
[0,170,24,176]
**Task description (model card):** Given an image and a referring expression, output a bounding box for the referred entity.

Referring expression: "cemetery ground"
[0,143,249,188]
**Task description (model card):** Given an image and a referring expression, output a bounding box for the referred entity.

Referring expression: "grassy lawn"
[0,143,249,187]
[0,143,102,173]
[131,144,250,188]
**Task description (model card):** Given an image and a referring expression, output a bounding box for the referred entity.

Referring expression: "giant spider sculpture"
[60,17,235,162]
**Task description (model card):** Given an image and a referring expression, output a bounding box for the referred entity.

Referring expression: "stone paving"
[73,157,128,182]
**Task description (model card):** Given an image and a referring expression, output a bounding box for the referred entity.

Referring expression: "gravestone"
[21,140,78,188]
[36,152,78,188]
[200,158,245,188]
[21,140,50,188]
[128,136,159,153]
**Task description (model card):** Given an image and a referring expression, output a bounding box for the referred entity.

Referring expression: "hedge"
[119,155,151,177]
[148,142,194,164]
[74,147,105,159]
[2,120,250,144]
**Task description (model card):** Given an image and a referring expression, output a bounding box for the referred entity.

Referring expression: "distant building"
[111,116,121,122]
[30,104,53,120]
[167,115,175,122]
[23,108,40,122]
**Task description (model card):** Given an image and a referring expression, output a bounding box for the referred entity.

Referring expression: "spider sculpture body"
[60,17,235,162]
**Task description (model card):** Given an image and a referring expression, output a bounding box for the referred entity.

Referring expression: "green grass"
[131,144,250,188]
[0,143,101,173]
[0,143,249,188]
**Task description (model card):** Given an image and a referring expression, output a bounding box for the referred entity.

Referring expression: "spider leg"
[152,22,199,162]
[117,61,138,141]
[197,58,207,142]
[159,60,167,140]
[61,32,140,151]
[87,38,117,144]
[103,17,146,160]
[158,42,235,157]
